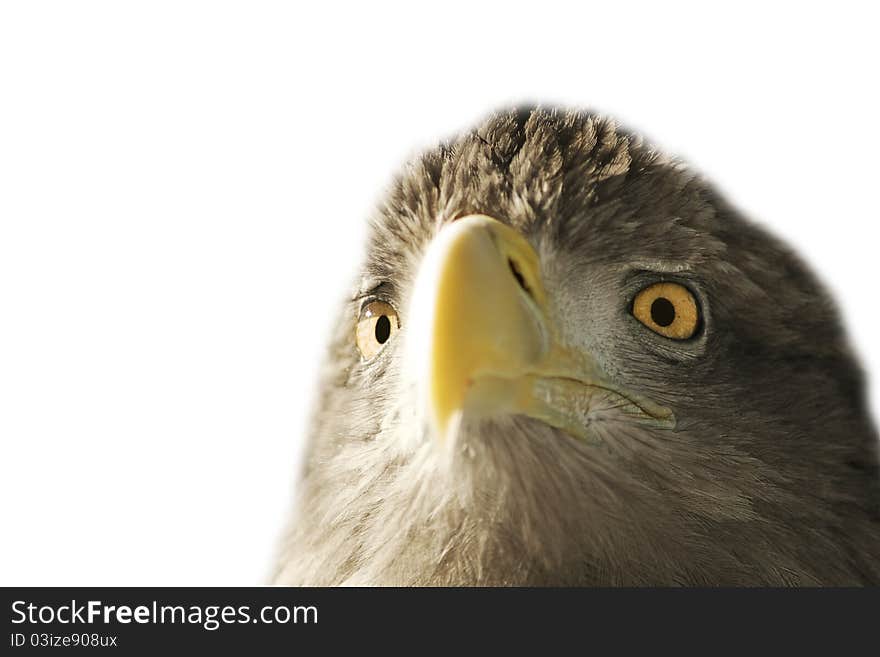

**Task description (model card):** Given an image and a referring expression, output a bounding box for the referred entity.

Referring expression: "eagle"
[273,107,880,585]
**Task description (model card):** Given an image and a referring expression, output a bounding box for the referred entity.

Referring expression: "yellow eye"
[632,282,700,340]
[355,301,400,359]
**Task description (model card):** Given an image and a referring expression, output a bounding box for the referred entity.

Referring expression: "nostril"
[508,258,531,297]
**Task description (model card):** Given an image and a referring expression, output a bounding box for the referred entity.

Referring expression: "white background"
[1,1,878,585]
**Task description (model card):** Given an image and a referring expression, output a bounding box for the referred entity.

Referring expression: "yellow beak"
[406,214,674,444]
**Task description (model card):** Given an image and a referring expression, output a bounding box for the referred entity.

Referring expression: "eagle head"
[274,108,880,585]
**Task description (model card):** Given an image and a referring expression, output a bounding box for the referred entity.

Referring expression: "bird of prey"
[274,107,880,585]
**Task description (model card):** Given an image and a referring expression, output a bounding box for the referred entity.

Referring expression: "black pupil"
[650,297,676,327]
[374,315,392,343]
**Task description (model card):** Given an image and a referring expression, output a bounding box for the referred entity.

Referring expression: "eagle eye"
[356,300,400,359]
[632,282,700,340]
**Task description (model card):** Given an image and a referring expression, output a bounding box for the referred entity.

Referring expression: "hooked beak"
[406,215,674,444]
